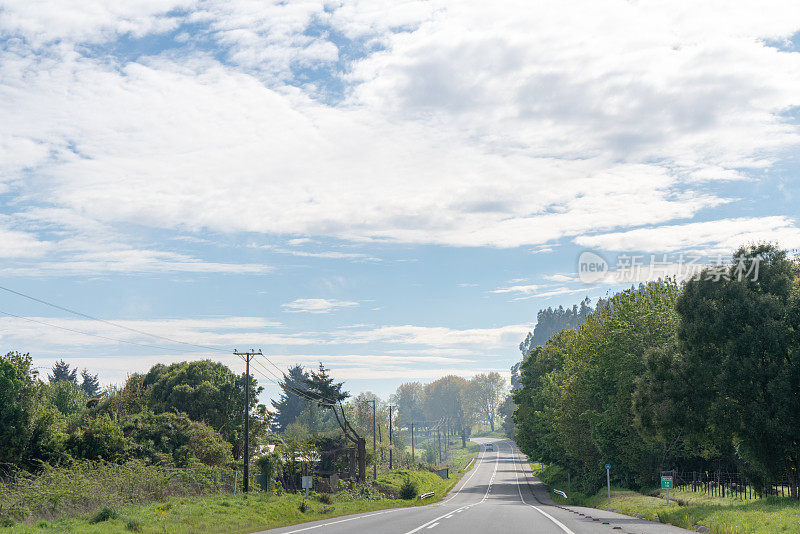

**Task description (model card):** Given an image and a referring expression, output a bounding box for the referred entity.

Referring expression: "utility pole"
[411,422,415,464]
[372,399,377,479]
[233,349,261,493]
[388,405,394,470]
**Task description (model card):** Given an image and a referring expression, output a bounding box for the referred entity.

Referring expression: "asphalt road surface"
[259,438,693,534]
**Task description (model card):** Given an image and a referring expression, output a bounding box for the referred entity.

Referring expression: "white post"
[606,464,611,506]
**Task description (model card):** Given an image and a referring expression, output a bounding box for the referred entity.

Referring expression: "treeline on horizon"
[511,243,800,498]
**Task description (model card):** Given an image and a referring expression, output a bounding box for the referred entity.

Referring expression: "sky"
[1,0,800,404]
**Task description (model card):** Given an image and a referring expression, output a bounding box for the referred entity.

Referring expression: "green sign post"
[661,476,673,503]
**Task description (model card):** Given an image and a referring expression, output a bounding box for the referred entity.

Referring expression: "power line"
[0,284,228,354]
[0,283,343,406]
[0,309,210,354]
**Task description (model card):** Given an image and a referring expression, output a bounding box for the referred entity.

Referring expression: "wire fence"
[661,469,799,500]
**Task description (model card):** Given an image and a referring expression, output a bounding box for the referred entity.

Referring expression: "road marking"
[405,442,501,534]
[279,508,406,534]
[444,515,453,519]
[508,443,577,534]
[440,442,487,505]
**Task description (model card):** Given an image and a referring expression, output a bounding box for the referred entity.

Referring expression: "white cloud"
[0,1,797,249]
[282,298,360,314]
[332,323,529,348]
[491,284,541,294]
[575,216,800,253]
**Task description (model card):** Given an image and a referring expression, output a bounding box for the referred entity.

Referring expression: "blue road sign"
[605,464,611,470]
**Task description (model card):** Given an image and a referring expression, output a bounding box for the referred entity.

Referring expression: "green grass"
[448,442,481,472]
[0,442,483,534]
[529,463,800,534]
[0,454,481,534]
[0,492,431,534]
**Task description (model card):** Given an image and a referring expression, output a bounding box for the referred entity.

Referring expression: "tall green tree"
[468,372,506,431]
[392,381,426,427]
[635,244,800,494]
[80,369,102,398]
[48,359,77,383]
[271,364,309,432]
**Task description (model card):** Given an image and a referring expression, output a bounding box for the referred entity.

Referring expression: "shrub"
[399,478,418,500]
[318,493,333,504]
[90,507,118,523]
[298,500,308,513]
[126,518,142,531]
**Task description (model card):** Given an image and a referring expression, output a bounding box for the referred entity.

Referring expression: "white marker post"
[605,464,611,506]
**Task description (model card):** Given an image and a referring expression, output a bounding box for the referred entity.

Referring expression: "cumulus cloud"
[0,0,797,252]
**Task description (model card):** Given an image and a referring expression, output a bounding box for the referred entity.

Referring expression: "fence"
[661,470,799,500]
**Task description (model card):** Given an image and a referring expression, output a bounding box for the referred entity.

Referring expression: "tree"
[514,281,680,491]
[302,363,349,405]
[497,395,516,438]
[635,244,800,494]
[48,359,77,383]
[424,375,472,446]
[140,360,266,459]
[80,369,102,398]
[468,372,506,431]
[392,382,426,427]
[271,365,309,432]
[46,380,89,422]
[0,352,67,469]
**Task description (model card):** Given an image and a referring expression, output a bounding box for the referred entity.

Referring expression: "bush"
[126,518,142,531]
[318,493,333,504]
[0,460,234,522]
[399,478,418,500]
[90,507,118,523]
[298,500,308,513]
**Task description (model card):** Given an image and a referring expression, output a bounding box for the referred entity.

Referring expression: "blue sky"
[1,0,799,403]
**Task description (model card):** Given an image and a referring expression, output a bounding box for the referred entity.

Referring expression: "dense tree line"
[512,298,593,389]
[0,357,268,472]
[513,244,800,497]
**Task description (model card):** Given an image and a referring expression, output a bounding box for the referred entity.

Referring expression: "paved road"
[259,438,692,534]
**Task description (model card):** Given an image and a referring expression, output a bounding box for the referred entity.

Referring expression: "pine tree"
[48,359,77,383]
[271,364,310,432]
[80,369,102,398]
[302,363,348,405]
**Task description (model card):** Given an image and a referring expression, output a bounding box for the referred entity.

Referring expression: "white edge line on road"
[440,441,486,504]
[280,507,404,534]
[509,443,576,534]
[405,442,502,534]
[426,522,439,529]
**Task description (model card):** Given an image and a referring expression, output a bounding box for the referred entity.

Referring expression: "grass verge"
[530,463,800,534]
[0,447,480,534]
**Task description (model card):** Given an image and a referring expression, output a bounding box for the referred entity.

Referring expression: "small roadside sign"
[605,464,610,470]
[302,476,313,489]
[662,475,673,504]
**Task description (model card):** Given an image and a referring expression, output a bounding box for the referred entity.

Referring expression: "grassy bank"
[0,449,480,533]
[530,463,800,534]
